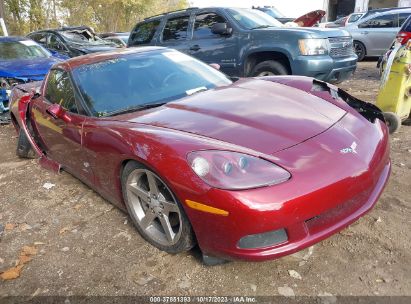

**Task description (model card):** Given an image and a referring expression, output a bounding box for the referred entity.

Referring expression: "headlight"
[187,150,291,190]
[298,39,330,55]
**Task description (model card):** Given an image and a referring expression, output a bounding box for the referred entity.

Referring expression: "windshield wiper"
[106,102,166,117]
[250,25,273,30]
[186,86,208,96]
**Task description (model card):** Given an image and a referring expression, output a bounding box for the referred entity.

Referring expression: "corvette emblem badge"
[340,141,358,154]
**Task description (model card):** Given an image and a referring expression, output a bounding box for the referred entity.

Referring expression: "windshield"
[72,50,232,117]
[60,31,112,46]
[0,40,50,60]
[262,8,285,18]
[348,13,363,23]
[227,8,283,29]
[120,36,129,43]
[334,17,347,25]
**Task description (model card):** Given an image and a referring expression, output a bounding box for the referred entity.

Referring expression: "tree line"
[0,0,187,35]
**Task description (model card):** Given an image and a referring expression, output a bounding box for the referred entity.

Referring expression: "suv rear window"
[129,20,161,46]
[162,16,189,41]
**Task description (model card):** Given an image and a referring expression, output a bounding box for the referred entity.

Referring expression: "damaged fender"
[261,76,386,124]
[311,79,385,123]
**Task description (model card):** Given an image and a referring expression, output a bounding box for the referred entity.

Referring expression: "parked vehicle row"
[128,7,357,83]
[1,5,358,121]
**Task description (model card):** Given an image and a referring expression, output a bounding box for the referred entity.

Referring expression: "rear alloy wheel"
[122,161,195,253]
[383,112,402,134]
[251,60,289,77]
[353,41,366,61]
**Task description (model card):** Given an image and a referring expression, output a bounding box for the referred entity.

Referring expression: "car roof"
[144,7,232,21]
[362,7,411,18]
[29,26,95,35]
[0,36,34,42]
[100,32,129,36]
[353,8,411,24]
[55,46,166,70]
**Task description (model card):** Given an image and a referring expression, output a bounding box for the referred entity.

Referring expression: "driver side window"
[45,70,78,114]
[49,34,66,51]
[358,14,398,28]
[193,13,227,39]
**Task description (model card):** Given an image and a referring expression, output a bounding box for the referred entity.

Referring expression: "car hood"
[72,45,117,53]
[260,26,350,38]
[0,57,60,79]
[119,79,346,155]
[293,9,326,27]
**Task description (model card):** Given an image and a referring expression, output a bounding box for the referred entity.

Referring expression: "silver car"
[346,8,411,61]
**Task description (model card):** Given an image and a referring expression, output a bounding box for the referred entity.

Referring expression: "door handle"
[360,31,369,35]
[190,45,201,51]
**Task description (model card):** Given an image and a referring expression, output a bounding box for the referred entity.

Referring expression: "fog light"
[238,228,288,249]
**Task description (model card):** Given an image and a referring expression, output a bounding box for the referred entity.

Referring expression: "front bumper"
[293,55,357,83]
[183,115,390,261]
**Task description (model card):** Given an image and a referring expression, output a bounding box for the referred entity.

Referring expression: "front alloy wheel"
[122,162,195,253]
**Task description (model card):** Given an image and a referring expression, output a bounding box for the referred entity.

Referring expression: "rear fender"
[18,94,60,173]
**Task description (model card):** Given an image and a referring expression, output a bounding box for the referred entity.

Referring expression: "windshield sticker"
[163,51,191,62]
[19,40,38,46]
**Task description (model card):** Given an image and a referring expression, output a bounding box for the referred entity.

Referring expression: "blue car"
[0,36,62,123]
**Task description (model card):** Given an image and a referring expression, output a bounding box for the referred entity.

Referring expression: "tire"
[383,112,402,134]
[354,41,366,61]
[121,161,196,254]
[250,60,289,77]
[16,129,36,159]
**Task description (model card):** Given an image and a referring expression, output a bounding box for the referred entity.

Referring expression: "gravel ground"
[0,61,410,298]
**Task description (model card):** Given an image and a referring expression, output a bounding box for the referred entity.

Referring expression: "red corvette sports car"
[9,47,390,265]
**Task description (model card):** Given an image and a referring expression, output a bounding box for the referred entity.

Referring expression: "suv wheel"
[354,41,366,61]
[250,60,289,77]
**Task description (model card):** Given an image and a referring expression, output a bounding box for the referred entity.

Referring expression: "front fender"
[259,76,385,124]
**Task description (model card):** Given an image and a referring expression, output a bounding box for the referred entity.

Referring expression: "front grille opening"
[328,37,355,58]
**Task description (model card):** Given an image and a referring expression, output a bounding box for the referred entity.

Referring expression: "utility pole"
[0,0,8,36]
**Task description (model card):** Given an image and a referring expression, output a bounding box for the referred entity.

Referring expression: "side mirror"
[211,23,232,36]
[209,63,220,70]
[46,104,71,123]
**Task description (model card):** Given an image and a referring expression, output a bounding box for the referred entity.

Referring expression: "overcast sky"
[189,0,325,17]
